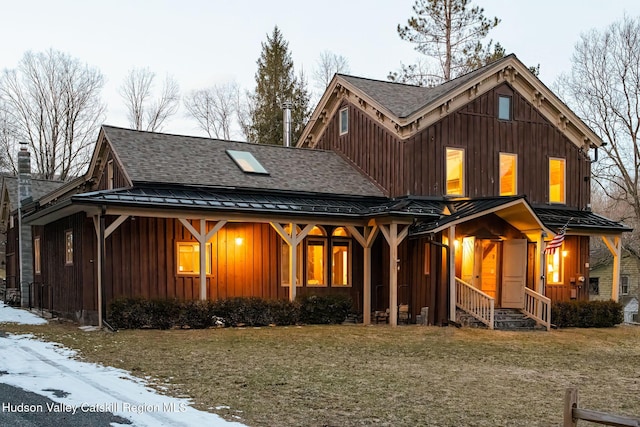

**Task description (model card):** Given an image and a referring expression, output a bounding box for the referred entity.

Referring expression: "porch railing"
[523,287,551,331]
[456,277,495,329]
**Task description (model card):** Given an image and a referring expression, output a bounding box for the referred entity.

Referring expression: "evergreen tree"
[247,26,310,145]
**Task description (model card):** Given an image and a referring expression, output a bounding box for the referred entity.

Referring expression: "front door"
[501,239,527,308]
[479,240,498,299]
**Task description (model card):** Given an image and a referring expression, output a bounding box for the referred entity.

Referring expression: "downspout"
[426,236,456,326]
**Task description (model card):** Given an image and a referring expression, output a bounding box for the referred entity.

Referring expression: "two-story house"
[20,54,629,329]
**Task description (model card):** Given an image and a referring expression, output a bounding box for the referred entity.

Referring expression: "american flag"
[545,225,567,254]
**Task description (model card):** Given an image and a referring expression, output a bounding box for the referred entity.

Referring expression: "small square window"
[339,107,349,135]
[498,96,511,120]
[176,242,212,275]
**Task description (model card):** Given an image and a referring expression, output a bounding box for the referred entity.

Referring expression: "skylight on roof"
[226,150,269,175]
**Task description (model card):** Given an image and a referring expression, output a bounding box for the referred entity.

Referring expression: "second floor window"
[498,95,512,120]
[339,107,349,135]
[549,158,566,204]
[499,153,517,196]
[107,160,114,189]
[446,148,464,196]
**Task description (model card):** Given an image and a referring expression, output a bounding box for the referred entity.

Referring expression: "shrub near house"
[108,295,352,330]
[551,300,623,328]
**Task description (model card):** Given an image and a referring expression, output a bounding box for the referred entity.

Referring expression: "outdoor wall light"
[235,237,243,246]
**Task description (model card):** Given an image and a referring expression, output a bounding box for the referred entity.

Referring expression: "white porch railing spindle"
[455,277,495,329]
[523,287,551,331]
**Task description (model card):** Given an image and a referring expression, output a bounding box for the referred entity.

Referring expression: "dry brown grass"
[2,322,640,426]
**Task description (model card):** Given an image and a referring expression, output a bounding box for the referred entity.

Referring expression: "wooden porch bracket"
[178,218,228,300]
[378,223,410,326]
[270,222,315,301]
[602,235,622,302]
[347,225,379,325]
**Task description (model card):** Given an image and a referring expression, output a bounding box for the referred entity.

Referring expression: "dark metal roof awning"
[533,206,633,233]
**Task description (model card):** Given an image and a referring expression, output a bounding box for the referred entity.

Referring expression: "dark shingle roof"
[2,176,66,209]
[339,55,515,118]
[103,126,384,197]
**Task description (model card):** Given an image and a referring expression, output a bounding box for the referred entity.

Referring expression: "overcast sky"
[1,0,640,138]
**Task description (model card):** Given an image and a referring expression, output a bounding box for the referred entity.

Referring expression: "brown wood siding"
[314,102,402,196]
[402,84,591,208]
[544,235,591,302]
[317,84,591,208]
[38,213,87,319]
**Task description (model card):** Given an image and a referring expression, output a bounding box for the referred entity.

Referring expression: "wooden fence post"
[564,388,579,427]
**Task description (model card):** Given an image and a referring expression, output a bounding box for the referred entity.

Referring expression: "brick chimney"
[17,142,33,307]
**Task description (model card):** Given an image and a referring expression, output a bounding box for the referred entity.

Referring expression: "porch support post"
[603,235,621,302]
[92,215,103,329]
[537,232,545,294]
[270,222,315,302]
[179,218,228,301]
[448,225,456,323]
[92,214,129,328]
[379,222,409,327]
[347,225,379,325]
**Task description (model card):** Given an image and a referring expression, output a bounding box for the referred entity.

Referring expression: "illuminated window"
[107,160,114,189]
[331,227,351,286]
[65,230,73,265]
[339,107,349,135]
[498,95,511,120]
[226,150,269,174]
[446,148,464,196]
[34,237,41,274]
[307,226,327,286]
[281,225,303,287]
[176,242,212,275]
[549,158,565,204]
[499,153,517,196]
[546,246,565,284]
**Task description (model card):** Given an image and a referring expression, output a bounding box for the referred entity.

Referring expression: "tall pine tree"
[247,26,310,145]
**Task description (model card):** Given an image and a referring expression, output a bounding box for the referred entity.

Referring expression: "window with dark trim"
[621,275,629,295]
[589,277,599,295]
[498,95,512,120]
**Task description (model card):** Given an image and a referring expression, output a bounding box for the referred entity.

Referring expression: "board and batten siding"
[315,84,591,210]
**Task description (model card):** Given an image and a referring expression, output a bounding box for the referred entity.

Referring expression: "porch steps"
[456,308,545,331]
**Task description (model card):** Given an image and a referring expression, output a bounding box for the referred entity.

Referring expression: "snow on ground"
[0,304,245,426]
[0,302,48,325]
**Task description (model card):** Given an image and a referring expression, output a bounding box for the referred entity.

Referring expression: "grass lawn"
[3,322,640,426]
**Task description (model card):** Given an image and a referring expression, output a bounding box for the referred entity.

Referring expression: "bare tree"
[184,82,240,139]
[558,15,640,250]
[391,0,500,84]
[0,49,105,180]
[313,51,350,90]
[119,67,180,132]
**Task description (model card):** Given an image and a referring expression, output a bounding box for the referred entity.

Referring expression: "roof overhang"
[411,197,553,237]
